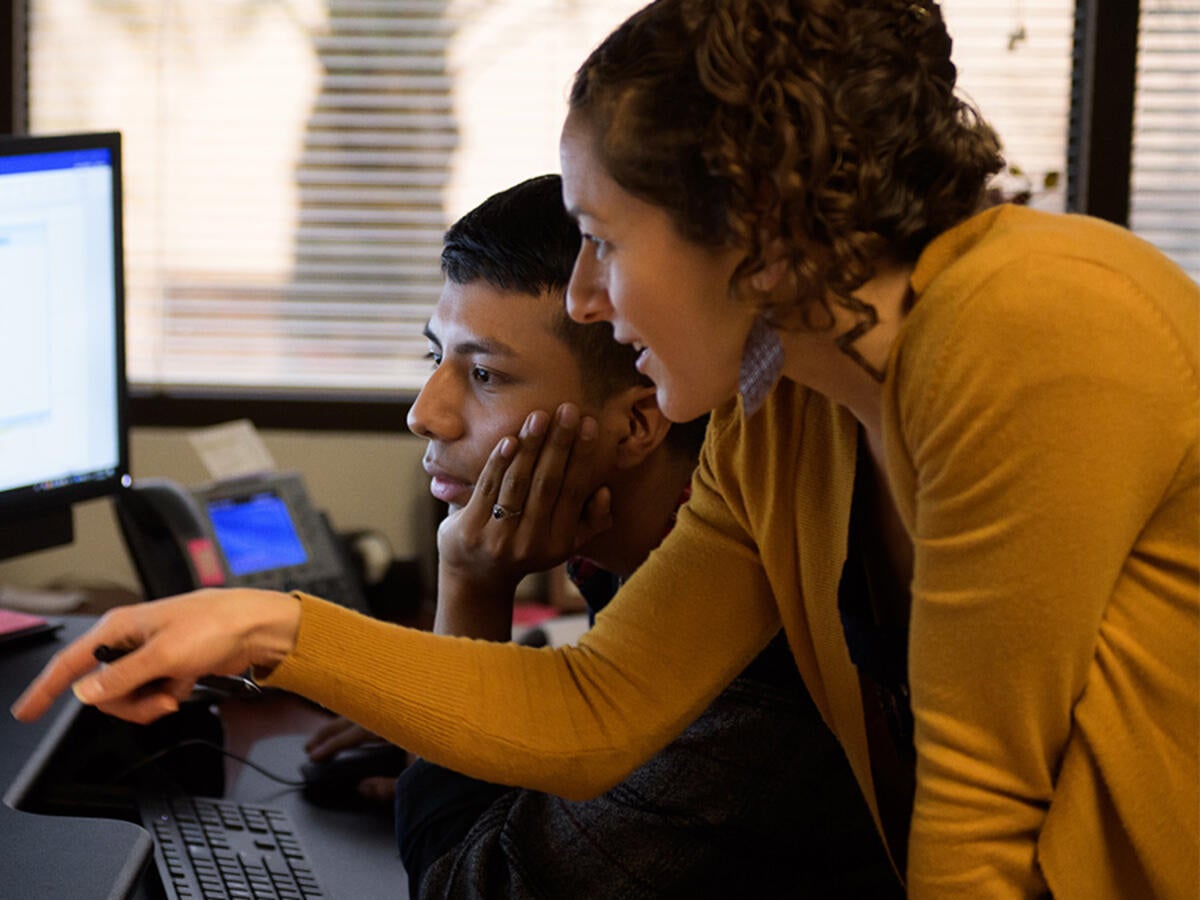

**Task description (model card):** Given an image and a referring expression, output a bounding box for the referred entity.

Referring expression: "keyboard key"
[138,795,327,900]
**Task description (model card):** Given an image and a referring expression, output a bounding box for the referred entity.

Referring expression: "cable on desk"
[111,738,307,788]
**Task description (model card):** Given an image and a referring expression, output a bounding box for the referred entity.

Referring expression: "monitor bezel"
[0,131,129,534]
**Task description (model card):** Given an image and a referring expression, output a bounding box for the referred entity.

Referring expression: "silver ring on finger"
[492,503,523,521]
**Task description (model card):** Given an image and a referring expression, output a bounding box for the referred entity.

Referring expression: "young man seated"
[308,175,900,898]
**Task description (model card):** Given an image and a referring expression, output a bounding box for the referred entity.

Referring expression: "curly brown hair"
[569,0,1004,332]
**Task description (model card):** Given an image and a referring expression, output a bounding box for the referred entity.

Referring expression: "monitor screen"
[206,491,308,576]
[0,132,129,560]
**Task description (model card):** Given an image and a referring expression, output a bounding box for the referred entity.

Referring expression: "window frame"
[1068,0,1139,224]
[0,0,1145,432]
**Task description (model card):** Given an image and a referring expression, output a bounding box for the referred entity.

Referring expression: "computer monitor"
[0,132,129,562]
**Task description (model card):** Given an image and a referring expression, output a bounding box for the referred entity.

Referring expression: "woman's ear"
[612,385,672,469]
[750,239,790,294]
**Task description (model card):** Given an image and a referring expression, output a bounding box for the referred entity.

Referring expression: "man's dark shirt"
[395,503,901,898]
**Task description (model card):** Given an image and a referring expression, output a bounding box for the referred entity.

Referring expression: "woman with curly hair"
[556,1,1198,895]
[16,1,1198,896]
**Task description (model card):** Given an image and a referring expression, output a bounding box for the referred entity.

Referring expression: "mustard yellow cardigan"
[268,206,1199,898]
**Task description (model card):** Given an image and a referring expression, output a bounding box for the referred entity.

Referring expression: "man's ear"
[612,384,672,470]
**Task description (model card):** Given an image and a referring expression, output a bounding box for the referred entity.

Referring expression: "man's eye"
[472,366,493,384]
[583,233,609,258]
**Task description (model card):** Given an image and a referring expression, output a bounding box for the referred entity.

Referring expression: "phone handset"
[114,478,227,598]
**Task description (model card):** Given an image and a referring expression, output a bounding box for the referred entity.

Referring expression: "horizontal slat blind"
[941,0,1075,209]
[33,1,1184,400]
[27,0,644,397]
[29,0,453,394]
[1130,1,1200,281]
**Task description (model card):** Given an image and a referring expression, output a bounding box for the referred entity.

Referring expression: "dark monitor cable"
[111,737,307,788]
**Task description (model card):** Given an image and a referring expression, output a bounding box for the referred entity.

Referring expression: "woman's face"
[560,112,754,423]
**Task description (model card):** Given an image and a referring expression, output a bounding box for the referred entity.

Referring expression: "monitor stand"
[0,506,74,563]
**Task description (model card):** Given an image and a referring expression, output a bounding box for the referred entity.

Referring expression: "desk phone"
[115,471,367,612]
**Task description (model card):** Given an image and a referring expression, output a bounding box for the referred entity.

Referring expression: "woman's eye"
[424,350,441,369]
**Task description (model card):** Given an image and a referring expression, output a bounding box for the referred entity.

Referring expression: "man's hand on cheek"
[435,403,613,616]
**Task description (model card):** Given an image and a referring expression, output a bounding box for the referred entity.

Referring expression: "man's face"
[407,279,614,513]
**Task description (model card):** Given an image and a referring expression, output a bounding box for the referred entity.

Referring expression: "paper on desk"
[188,419,277,481]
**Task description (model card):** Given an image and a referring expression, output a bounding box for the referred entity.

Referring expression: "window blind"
[29,0,455,395]
[941,0,1076,210]
[27,0,644,398]
[1130,1,1200,282]
[26,1,1189,401]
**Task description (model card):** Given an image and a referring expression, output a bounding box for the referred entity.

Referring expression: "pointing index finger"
[10,629,111,722]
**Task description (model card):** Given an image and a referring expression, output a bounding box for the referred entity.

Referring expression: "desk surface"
[220,693,407,899]
[0,617,153,899]
[0,615,408,900]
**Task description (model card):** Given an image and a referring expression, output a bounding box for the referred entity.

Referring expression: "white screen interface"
[0,145,121,497]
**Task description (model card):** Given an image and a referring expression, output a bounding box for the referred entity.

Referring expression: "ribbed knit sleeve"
[262,402,781,801]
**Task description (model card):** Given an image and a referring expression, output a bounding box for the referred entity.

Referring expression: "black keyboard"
[138,794,327,899]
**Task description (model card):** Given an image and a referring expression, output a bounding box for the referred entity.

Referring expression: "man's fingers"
[465,430,520,527]
[305,717,348,753]
[543,412,600,540]
[306,716,359,757]
[525,404,583,516]
[463,408,553,533]
[563,414,600,501]
[308,724,375,761]
[493,410,550,521]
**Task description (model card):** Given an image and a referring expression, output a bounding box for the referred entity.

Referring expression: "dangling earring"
[739,315,783,415]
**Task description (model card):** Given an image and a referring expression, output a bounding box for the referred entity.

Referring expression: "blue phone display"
[206,491,308,576]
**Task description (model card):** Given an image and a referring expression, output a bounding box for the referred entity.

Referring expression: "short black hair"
[442,174,646,406]
[441,174,708,458]
[441,174,579,297]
